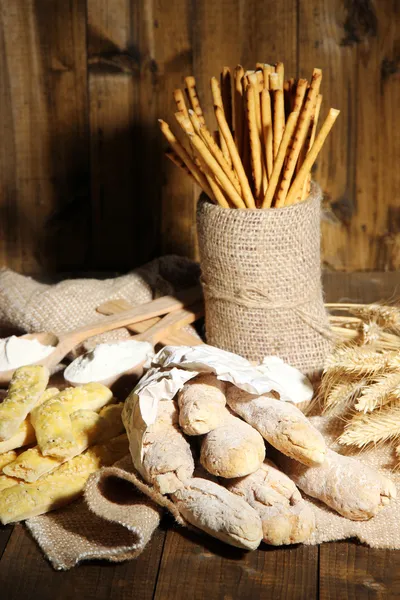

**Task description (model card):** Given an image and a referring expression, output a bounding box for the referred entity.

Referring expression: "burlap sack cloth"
[196,183,333,375]
[1,254,400,569]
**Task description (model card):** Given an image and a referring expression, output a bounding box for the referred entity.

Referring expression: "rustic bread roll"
[275,448,396,521]
[178,374,227,435]
[200,409,265,478]
[138,400,195,495]
[226,386,326,466]
[224,459,315,545]
[171,477,263,550]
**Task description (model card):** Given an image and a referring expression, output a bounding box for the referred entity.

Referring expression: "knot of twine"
[201,278,334,340]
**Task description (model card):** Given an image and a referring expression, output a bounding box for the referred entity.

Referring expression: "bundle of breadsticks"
[0,365,127,524]
[159,62,339,209]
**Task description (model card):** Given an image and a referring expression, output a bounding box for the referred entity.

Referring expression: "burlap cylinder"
[196,183,332,375]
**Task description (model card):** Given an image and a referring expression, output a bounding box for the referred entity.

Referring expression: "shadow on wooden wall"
[0,0,398,274]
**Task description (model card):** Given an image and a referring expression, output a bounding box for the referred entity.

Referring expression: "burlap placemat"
[1,255,399,570]
[26,456,163,570]
[0,255,201,350]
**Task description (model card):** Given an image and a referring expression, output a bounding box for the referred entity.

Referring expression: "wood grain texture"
[0,0,89,273]
[319,541,400,600]
[154,524,318,600]
[0,523,166,600]
[0,1,399,273]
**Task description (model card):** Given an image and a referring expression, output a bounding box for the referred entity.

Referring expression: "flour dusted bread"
[171,477,263,550]
[0,366,49,441]
[275,448,396,521]
[178,374,226,435]
[225,459,315,545]
[125,399,195,495]
[226,386,326,465]
[200,409,265,478]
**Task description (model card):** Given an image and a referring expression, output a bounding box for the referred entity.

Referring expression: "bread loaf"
[275,448,396,520]
[126,399,195,495]
[200,410,265,478]
[178,374,226,435]
[226,386,326,465]
[171,477,263,550]
[224,459,315,545]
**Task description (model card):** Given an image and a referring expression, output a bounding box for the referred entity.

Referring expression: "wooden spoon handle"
[57,285,202,354]
[96,299,203,346]
[134,302,204,345]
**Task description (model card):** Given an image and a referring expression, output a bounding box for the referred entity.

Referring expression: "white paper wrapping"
[152,345,313,404]
[122,344,314,476]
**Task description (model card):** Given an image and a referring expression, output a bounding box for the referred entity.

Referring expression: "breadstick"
[300,93,323,200]
[184,76,205,124]
[275,62,284,88]
[269,72,279,91]
[225,459,315,545]
[221,67,233,131]
[210,77,233,168]
[261,89,273,181]
[246,83,263,203]
[234,65,245,155]
[178,375,227,435]
[173,88,190,119]
[200,409,265,478]
[262,65,275,90]
[285,108,340,206]
[262,111,299,208]
[171,478,263,550]
[273,89,285,159]
[188,130,247,208]
[275,448,396,521]
[0,366,49,441]
[292,78,308,113]
[226,386,326,466]
[31,383,113,459]
[0,435,129,524]
[214,106,256,208]
[3,403,124,483]
[188,110,241,193]
[0,388,59,453]
[248,72,262,136]
[158,119,214,198]
[274,69,322,206]
[165,150,197,184]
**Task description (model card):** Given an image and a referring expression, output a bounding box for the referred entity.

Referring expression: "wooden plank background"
[0,0,398,274]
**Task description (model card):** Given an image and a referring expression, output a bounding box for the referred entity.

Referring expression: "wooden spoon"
[0,286,201,386]
[64,301,204,389]
[96,298,204,346]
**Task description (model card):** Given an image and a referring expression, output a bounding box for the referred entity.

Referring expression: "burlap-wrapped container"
[196,183,332,375]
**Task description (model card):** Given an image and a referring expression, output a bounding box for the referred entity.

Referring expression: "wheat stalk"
[338,404,400,448]
[323,378,368,414]
[355,371,400,413]
[324,345,391,377]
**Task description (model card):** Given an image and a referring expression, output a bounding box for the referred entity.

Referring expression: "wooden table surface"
[1,272,400,600]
